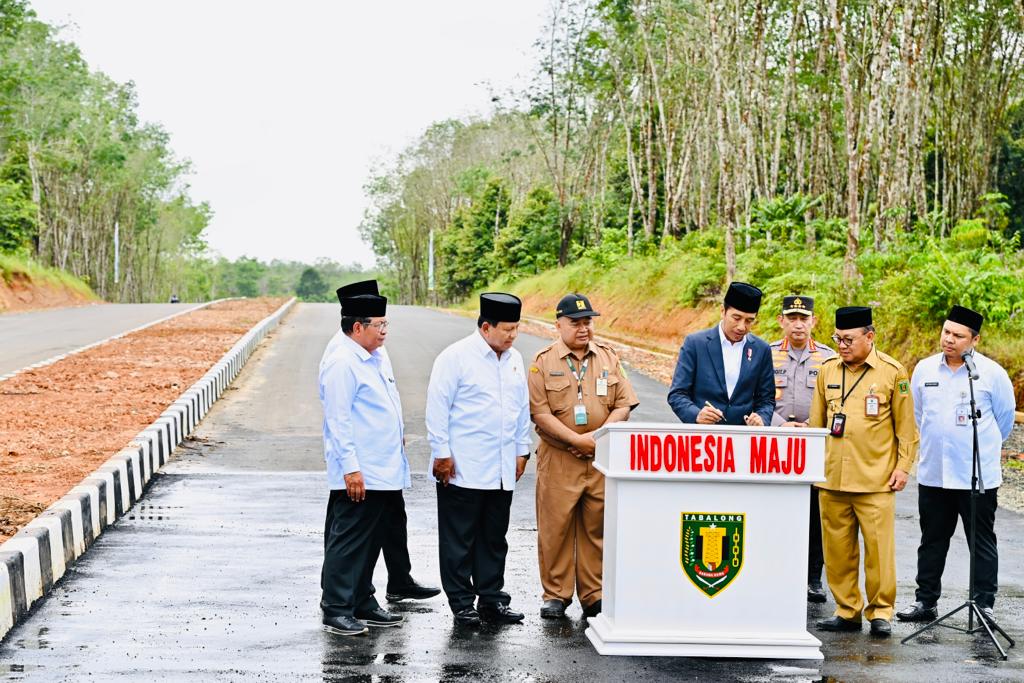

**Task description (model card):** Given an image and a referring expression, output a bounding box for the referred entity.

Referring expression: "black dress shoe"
[816,616,862,632]
[453,607,481,627]
[386,580,442,602]
[354,607,404,627]
[540,599,568,619]
[807,584,827,604]
[582,599,603,618]
[896,601,937,622]
[322,615,368,636]
[870,618,892,637]
[478,603,525,624]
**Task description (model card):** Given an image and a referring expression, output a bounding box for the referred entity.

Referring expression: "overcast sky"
[29,1,550,267]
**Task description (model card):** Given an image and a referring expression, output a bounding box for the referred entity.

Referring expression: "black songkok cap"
[782,295,814,315]
[341,294,387,318]
[723,281,763,314]
[835,306,872,329]
[336,279,379,305]
[947,305,983,333]
[556,293,600,319]
[480,292,522,322]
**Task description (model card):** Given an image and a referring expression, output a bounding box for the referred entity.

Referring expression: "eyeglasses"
[364,320,389,331]
[831,334,862,347]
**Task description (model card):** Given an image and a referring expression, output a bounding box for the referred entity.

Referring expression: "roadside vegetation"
[363,0,1024,398]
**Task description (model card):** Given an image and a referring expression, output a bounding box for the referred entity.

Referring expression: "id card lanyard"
[566,356,590,426]
[831,365,870,437]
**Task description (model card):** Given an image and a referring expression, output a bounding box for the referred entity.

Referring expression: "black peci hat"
[341,294,387,318]
[835,306,872,329]
[336,279,379,305]
[947,305,983,333]
[724,281,763,314]
[480,292,522,323]
[556,293,600,319]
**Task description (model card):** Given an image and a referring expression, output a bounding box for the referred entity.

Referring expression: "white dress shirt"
[319,331,410,490]
[718,323,747,399]
[912,351,1016,489]
[425,331,532,491]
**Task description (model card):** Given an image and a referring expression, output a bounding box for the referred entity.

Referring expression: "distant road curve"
[0,303,205,376]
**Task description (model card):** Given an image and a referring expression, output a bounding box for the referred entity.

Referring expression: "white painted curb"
[0,297,296,640]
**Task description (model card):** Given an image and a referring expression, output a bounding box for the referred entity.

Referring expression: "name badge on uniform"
[830,412,846,437]
[574,403,588,426]
[596,377,608,396]
[956,404,970,426]
[865,394,880,417]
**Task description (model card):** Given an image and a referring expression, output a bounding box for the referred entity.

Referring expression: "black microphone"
[962,350,979,380]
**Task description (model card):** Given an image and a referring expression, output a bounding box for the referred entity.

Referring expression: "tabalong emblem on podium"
[680,512,745,597]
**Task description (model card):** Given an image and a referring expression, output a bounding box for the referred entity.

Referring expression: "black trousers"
[808,487,824,584]
[915,484,999,609]
[436,483,514,612]
[320,489,403,617]
[381,492,414,591]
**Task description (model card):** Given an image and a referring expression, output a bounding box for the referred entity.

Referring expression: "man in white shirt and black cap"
[324,281,440,606]
[667,281,776,427]
[317,286,410,636]
[897,305,1016,627]
[426,292,532,627]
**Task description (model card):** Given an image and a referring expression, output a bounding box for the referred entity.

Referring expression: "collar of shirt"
[339,332,378,363]
[472,329,503,359]
[844,346,879,372]
[718,323,747,348]
[554,337,594,360]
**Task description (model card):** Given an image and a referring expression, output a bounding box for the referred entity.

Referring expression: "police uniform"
[528,295,639,614]
[808,307,918,626]
[769,296,835,598]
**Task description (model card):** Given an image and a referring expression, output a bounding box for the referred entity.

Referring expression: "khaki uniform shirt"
[808,347,919,493]
[769,338,836,425]
[528,339,639,453]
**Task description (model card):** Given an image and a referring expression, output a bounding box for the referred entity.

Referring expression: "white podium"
[585,422,828,660]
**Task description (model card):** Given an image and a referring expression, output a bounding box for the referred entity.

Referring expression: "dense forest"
[362,0,1024,322]
[0,1,366,303]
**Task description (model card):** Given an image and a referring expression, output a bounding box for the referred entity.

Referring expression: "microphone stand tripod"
[902,361,1014,658]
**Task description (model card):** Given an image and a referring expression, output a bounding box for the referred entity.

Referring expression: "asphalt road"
[1,303,1021,681]
[0,303,204,375]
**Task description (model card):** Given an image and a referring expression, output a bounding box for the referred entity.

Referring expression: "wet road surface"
[1,303,1022,681]
[0,303,203,375]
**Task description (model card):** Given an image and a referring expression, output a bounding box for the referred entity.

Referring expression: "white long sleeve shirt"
[319,331,410,490]
[911,351,1016,489]
[719,323,747,399]
[425,331,532,491]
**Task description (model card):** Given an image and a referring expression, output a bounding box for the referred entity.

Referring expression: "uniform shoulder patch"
[875,351,905,371]
[898,380,909,395]
[529,366,540,373]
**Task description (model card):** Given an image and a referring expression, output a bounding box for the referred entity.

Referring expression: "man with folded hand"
[318,285,412,636]
[426,293,533,627]
[897,306,1015,627]
[528,293,639,620]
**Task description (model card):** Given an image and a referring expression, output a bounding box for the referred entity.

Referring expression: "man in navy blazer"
[667,282,776,426]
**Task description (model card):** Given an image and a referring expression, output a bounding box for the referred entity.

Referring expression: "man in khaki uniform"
[808,306,918,638]
[769,295,835,604]
[528,293,639,620]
